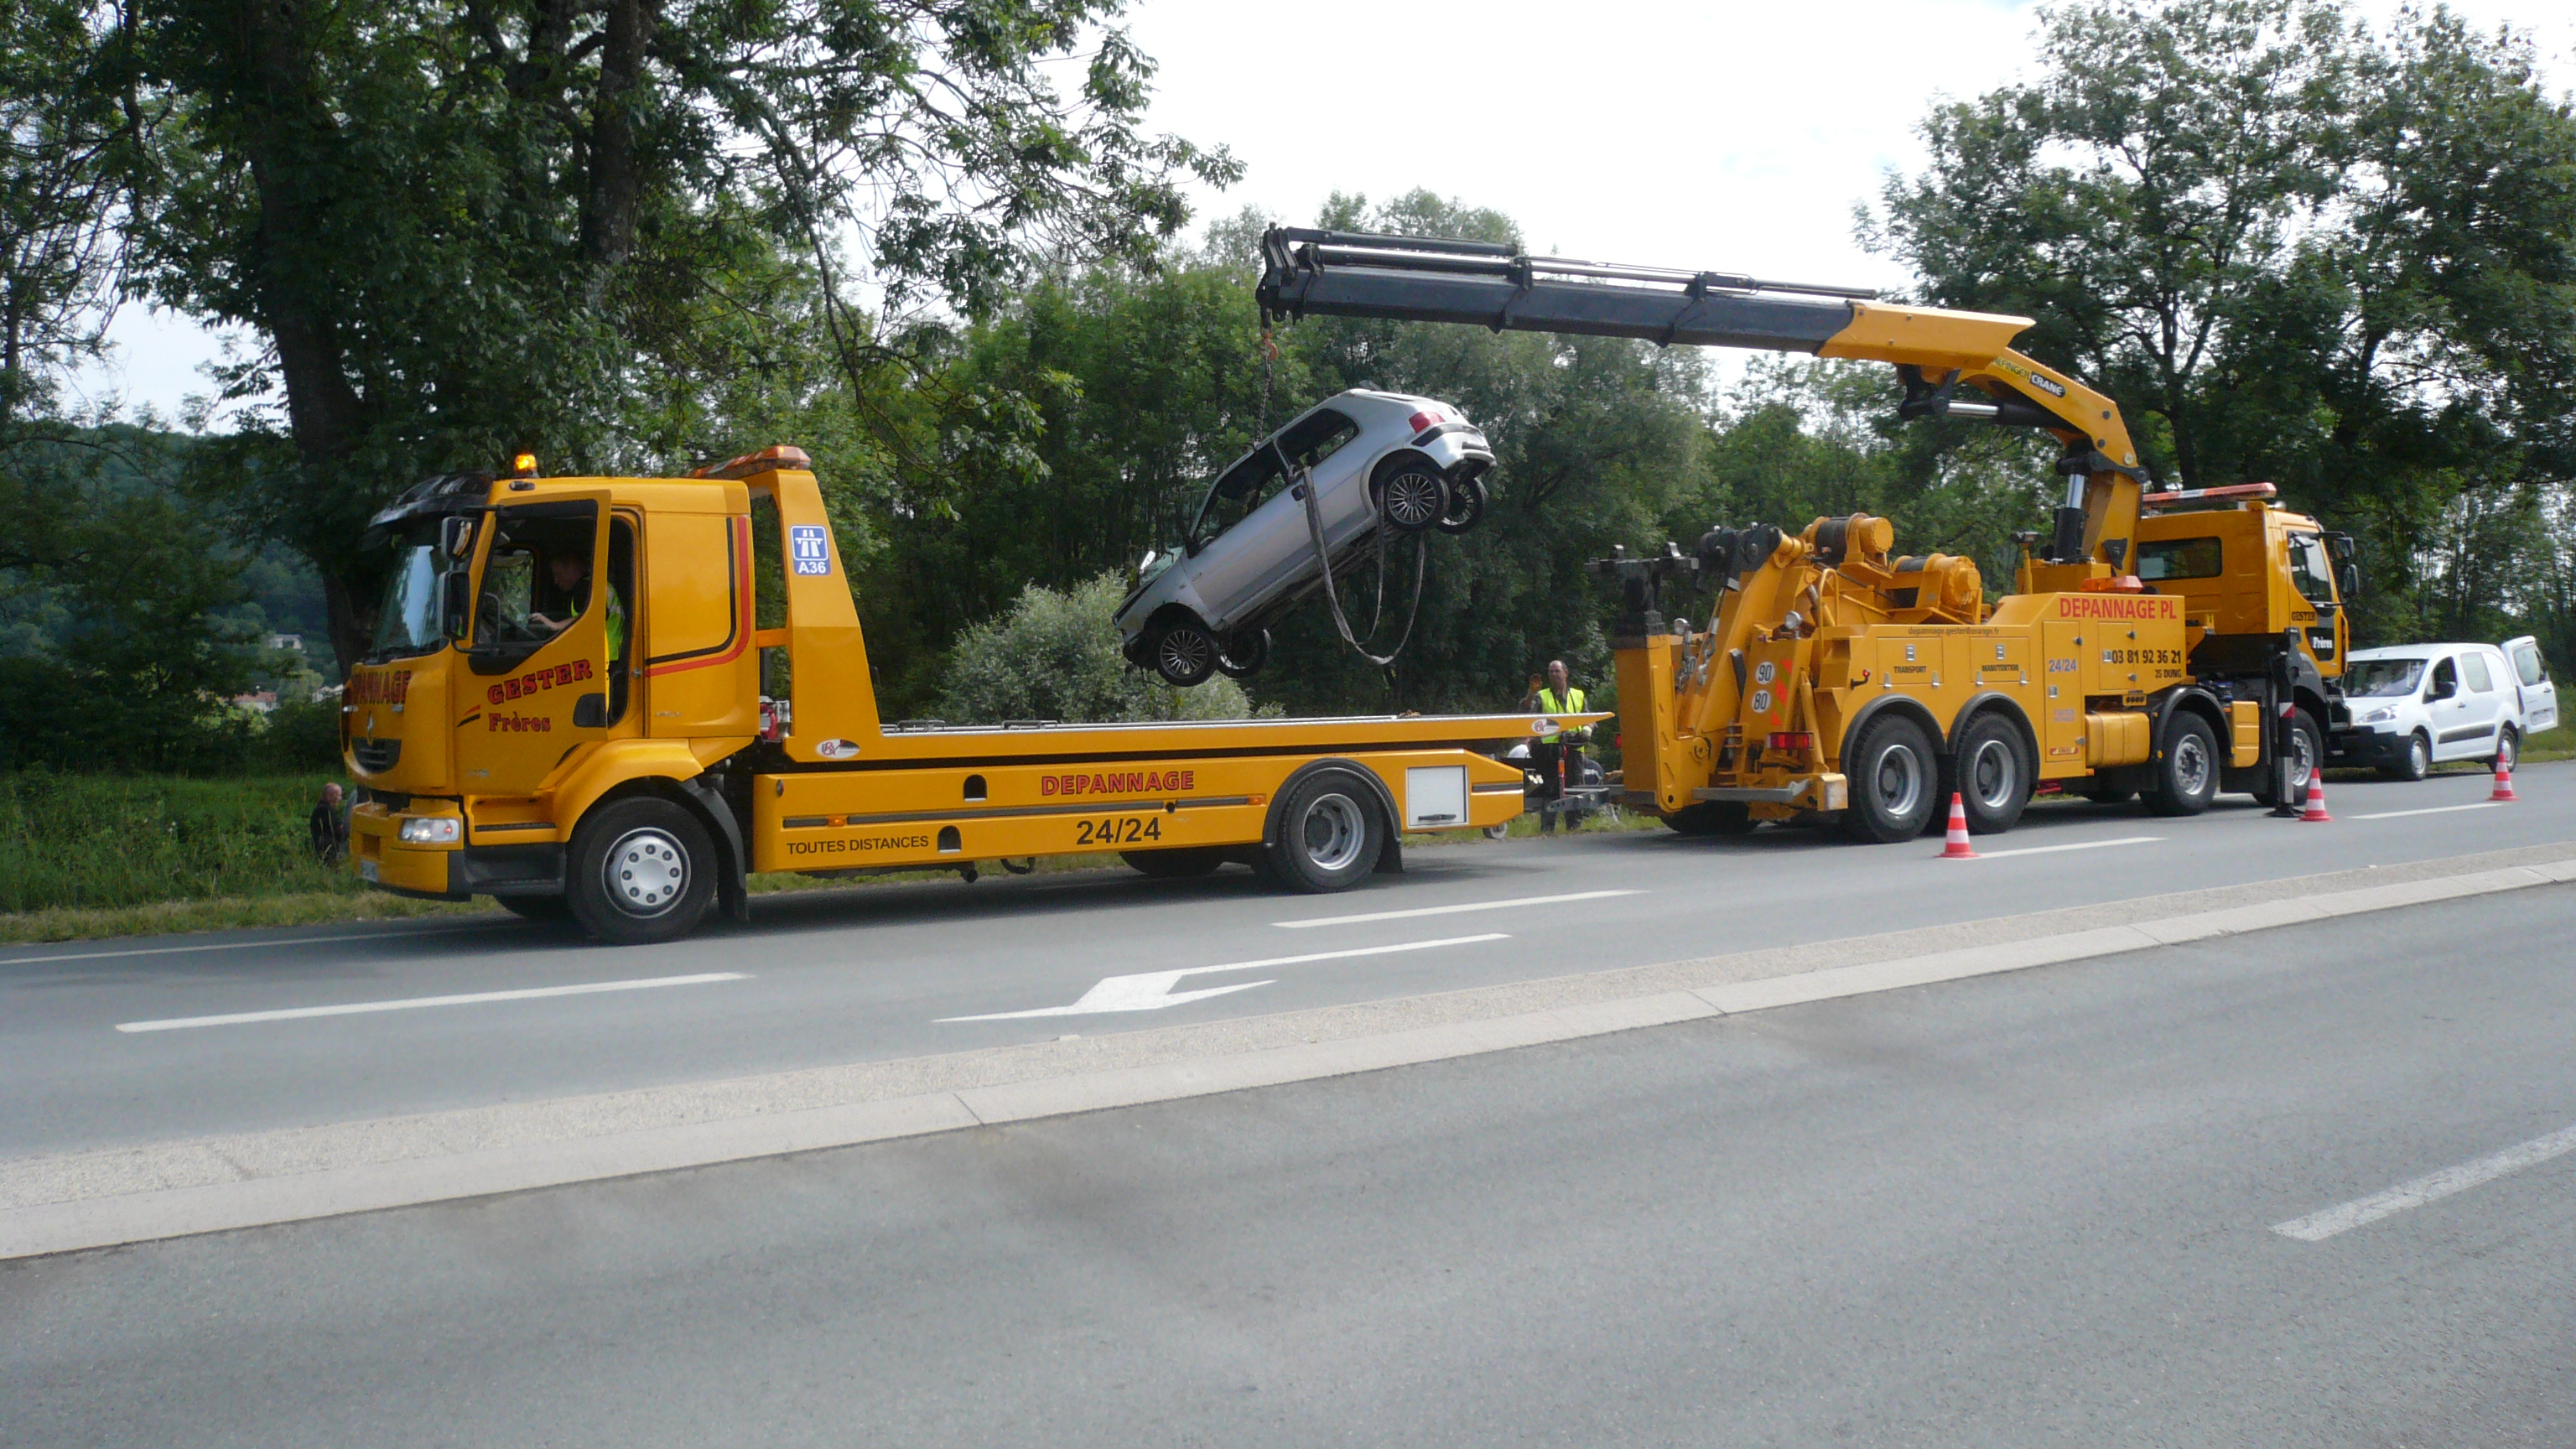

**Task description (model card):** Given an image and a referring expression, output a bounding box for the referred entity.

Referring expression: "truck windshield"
[2344,657,2425,697]
[368,522,455,660]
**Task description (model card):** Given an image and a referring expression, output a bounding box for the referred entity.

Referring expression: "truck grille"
[352,738,402,774]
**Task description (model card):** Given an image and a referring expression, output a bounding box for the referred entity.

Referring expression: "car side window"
[2428,657,2457,698]
[2462,652,2493,693]
[1192,408,1361,543]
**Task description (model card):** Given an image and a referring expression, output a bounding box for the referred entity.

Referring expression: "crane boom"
[1256,226,2147,583]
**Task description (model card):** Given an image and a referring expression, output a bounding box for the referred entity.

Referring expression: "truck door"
[458,494,615,797]
[2285,531,2341,667]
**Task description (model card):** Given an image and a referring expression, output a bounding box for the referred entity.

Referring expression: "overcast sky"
[70,0,2576,421]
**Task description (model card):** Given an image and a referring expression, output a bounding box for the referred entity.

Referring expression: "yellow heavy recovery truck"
[1259,229,2360,840]
[340,446,1590,943]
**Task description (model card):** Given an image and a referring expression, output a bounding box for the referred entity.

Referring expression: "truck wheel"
[1373,456,1449,533]
[2248,708,2322,808]
[1841,714,1940,844]
[496,894,572,922]
[1952,713,2033,834]
[1266,771,1384,891]
[1214,627,1269,679]
[2142,713,2222,817]
[1150,618,1219,686]
[1121,847,1225,879]
[1662,801,1757,836]
[1435,475,1487,534]
[567,797,717,945]
[2381,730,2431,782]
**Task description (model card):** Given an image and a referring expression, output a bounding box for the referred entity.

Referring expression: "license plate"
[360,859,380,883]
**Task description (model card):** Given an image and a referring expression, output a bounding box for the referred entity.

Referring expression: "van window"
[2135,537,2221,581]
[2512,641,2547,687]
[2429,657,2458,698]
[2462,652,2493,693]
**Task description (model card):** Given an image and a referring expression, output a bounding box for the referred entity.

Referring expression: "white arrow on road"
[938,933,1510,1021]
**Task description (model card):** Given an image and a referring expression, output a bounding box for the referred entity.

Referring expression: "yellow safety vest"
[1537,686,1586,742]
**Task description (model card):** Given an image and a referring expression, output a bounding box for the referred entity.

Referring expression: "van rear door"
[2504,636,2558,734]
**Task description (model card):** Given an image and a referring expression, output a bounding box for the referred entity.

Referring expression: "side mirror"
[2427,677,2454,701]
[2336,561,2360,600]
[2326,531,2356,562]
[440,514,475,558]
[442,569,474,641]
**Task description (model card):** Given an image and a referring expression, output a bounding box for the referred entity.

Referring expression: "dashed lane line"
[2349,802,2505,821]
[116,973,750,1033]
[1275,889,1643,929]
[2272,1119,2576,1241]
[1961,836,2163,860]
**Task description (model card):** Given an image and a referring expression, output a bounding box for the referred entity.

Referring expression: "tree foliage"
[937,572,1254,724]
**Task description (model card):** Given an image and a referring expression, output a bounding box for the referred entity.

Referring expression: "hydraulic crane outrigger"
[1259,227,2356,840]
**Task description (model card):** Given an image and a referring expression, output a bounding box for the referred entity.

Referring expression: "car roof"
[2348,643,2496,661]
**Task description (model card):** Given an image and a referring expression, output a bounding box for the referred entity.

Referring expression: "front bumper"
[2329,726,2409,766]
[351,803,563,900]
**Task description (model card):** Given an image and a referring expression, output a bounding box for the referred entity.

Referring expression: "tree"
[937,573,1254,724]
[92,0,1236,670]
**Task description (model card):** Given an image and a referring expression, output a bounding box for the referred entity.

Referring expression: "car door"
[2422,655,2470,760]
[1181,456,1290,628]
[2504,636,2558,734]
[2458,649,2506,755]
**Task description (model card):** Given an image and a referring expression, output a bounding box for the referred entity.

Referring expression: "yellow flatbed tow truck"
[341,447,1597,943]
[1259,228,2359,840]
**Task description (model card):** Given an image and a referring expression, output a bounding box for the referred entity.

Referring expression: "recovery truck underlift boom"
[1259,227,2357,839]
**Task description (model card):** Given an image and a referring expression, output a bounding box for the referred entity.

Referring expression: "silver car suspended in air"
[1115,388,1493,685]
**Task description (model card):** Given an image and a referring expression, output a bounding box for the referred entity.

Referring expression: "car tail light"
[1767,732,1814,753]
[1408,408,1447,433]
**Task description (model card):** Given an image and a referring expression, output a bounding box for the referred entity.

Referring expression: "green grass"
[0,772,367,917]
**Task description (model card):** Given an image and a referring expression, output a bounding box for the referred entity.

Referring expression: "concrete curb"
[6,843,2573,1259]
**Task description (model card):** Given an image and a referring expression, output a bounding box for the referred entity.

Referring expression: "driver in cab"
[527,546,626,660]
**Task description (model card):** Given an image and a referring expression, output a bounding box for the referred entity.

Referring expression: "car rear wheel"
[1149,617,1219,686]
[1373,457,1449,533]
[1266,772,1384,891]
[1435,475,1487,534]
[2494,724,2518,769]
[1214,627,1269,679]
[567,797,716,945]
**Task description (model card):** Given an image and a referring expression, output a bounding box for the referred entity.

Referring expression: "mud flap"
[679,776,752,923]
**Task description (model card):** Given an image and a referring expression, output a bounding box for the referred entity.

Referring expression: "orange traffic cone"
[2490,757,2518,802]
[1938,792,1979,859]
[2300,772,2333,823]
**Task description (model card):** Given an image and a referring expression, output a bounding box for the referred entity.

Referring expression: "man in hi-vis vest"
[1524,658,1590,834]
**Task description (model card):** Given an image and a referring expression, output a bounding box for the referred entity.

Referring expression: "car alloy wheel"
[1376,464,1448,532]
[1435,475,1487,534]
[1152,620,1218,686]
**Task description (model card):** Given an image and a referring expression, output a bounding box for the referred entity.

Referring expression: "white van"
[2330,637,2557,780]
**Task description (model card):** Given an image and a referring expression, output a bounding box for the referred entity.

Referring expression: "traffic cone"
[2490,758,2518,802]
[1938,793,1979,859]
[2300,772,2333,823]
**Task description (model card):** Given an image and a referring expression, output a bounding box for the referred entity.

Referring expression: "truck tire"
[566,797,718,945]
[1266,771,1384,891]
[2142,713,2222,817]
[496,894,573,922]
[2248,708,2322,808]
[1841,714,1940,844]
[1661,801,1757,836]
[2381,730,2432,782]
[1952,713,2033,834]
[1121,847,1225,879]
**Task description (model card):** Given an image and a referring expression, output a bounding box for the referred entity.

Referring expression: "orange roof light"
[511,452,539,478]
[690,444,814,480]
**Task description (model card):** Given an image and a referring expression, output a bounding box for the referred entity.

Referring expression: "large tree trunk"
[579,0,652,282]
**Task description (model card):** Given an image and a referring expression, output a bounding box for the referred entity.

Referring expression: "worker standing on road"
[1523,659,1591,835]
[309,782,348,865]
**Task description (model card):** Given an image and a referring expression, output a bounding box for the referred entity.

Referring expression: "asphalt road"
[8,880,2572,1446]
[2,763,2568,1157]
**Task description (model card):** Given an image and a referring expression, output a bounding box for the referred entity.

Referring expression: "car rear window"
[2463,652,2494,692]
[2512,642,2547,686]
[2136,538,2221,581]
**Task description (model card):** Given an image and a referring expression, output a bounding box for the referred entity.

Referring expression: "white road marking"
[1274,890,1642,929]
[1961,836,2163,860]
[2272,1119,2576,1242]
[941,933,1509,1021]
[3,919,512,969]
[2349,802,2504,821]
[116,973,749,1033]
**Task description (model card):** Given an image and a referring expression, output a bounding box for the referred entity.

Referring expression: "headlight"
[398,816,461,844]
[2358,706,2397,724]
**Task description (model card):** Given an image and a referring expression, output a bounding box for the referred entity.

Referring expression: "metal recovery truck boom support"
[1257,227,2147,589]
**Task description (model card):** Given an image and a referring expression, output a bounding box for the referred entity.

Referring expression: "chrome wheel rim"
[1157,627,1213,681]
[2173,733,2212,797]
[1873,742,1924,819]
[605,828,688,917]
[2288,728,2316,791]
[1967,736,2018,811]
[2498,731,2516,767]
[1299,792,1368,873]
[2410,735,2430,775]
[1381,471,1445,529]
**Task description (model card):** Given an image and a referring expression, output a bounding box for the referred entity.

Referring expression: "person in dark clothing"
[309,782,349,865]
